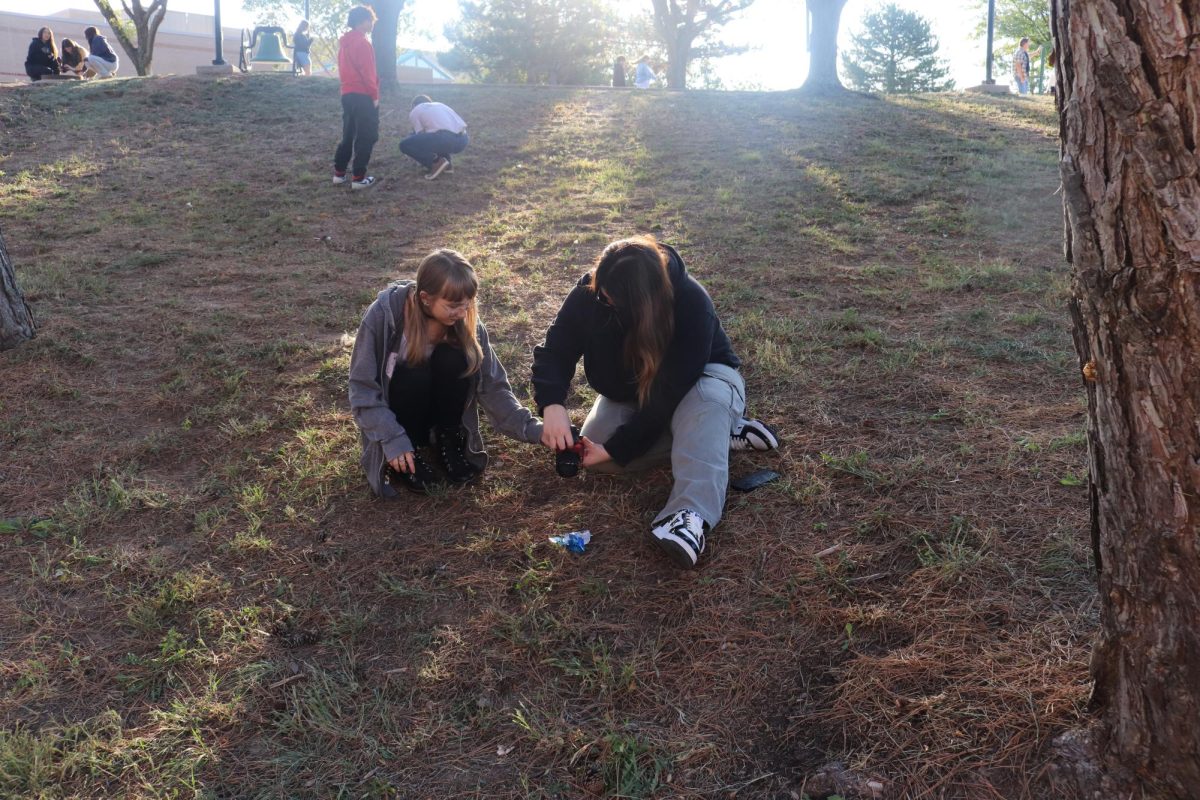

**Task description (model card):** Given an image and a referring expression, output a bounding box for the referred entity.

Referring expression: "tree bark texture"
[0,226,35,351]
[368,0,405,89]
[802,0,847,92]
[1053,0,1200,795]
[92,0,166,76]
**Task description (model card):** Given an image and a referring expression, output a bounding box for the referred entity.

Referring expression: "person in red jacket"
[333,6,380,190]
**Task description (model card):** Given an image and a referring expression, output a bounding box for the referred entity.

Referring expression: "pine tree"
[841,3,953,94]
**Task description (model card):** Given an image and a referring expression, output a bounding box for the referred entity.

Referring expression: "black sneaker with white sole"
[730,418,780,451]
[649,509,709,568]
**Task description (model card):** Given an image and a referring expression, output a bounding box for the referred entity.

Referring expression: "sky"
[14,0,1002,91]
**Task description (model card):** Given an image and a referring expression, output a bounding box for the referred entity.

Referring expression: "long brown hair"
[61,38,86,66]
[403,249,484,376]
[38,28,58,59]
[588,236,674,406]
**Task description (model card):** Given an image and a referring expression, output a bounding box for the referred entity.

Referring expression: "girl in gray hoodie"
[348,249,543,496]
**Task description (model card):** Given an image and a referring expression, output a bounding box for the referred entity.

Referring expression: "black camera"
[555,426,582,478]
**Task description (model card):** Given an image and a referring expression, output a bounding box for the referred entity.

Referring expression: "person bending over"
[83,26,118,78]
[349,249,544,496]
[25,27,61,81]
[532,237,780,569]
[60,38,88,78]
[399,94,468,181]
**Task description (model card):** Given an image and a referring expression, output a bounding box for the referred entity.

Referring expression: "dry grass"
[0,75,1089,799]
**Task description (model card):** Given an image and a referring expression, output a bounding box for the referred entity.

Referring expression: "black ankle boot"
[435,425,479,483]
[385,450,444,494]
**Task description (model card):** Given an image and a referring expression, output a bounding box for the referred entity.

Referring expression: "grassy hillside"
[0,75,1089,799]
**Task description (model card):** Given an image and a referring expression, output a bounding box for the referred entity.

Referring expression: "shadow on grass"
[0,77,1090,800]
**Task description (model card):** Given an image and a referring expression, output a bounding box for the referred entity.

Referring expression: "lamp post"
[212,0,225,65]
[983,0,996,84]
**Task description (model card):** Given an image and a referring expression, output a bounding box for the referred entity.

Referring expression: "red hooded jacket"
[337,29,379,102]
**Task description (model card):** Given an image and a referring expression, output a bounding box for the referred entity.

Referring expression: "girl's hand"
[388,452,415,473]
[579,437,611,468]
[541,404,573,451]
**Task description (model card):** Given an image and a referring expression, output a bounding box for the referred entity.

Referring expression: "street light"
[983,0,996,84]
[212,0,225,65]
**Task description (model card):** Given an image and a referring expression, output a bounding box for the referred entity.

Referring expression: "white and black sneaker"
[649,509,709,568]
[730,418,780,451]
[332,172,349,185]
[351,175,377,190]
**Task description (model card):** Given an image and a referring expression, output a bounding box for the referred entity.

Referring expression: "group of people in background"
[24,25,118,81]
[612,55,659,89]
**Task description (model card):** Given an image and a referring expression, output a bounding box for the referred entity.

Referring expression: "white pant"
[86,54,118,77]
[581,363,746,529]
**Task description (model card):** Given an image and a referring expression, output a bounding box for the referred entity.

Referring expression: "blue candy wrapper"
[548,530,592,553]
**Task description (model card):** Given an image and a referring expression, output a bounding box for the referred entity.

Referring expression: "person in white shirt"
[399,94,468,181]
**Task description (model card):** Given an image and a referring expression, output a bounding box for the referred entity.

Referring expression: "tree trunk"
[0,227,35,351]
[801,0,847,92]
[666,29,689,90]
[1052,0,1200,796]
[368,0,405,89]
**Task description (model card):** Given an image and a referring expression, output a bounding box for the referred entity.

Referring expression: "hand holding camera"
[555,425,584,477]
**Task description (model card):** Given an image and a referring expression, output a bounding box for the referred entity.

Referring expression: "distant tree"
[241,0,357,72]
[91,0,166,76]
[649,0,756,90]
[0,227,35,351]
[842,4,953,94]
[444,0,617,85]
[1050,0,1200,796]
[801,0,847,92]
[975,0,1052,92]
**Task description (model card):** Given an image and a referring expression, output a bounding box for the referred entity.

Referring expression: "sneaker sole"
[646,527,699,569]
[735,419,780,451]
[426,162,449,180]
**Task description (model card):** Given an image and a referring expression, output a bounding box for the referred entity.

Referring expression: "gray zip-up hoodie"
[349,281,543,497]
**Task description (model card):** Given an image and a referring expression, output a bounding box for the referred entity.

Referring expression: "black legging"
[387,343,471,447]
[333,92,379,179]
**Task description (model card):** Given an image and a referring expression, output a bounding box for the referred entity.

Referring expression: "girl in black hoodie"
[25,27,61,82]
[532,237,780,569]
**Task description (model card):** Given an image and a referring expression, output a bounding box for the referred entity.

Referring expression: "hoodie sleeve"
[353,37,380,102]
[475,325,543,444]
[602,302,716,466]
[348,298,413,462]
[531,281,592,414]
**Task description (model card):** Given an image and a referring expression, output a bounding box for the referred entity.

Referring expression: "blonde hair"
[403,249,483,376]
[588,236,674,406]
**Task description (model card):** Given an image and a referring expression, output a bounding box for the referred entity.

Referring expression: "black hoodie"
[532,245,740,465]
[25,38,60,74]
